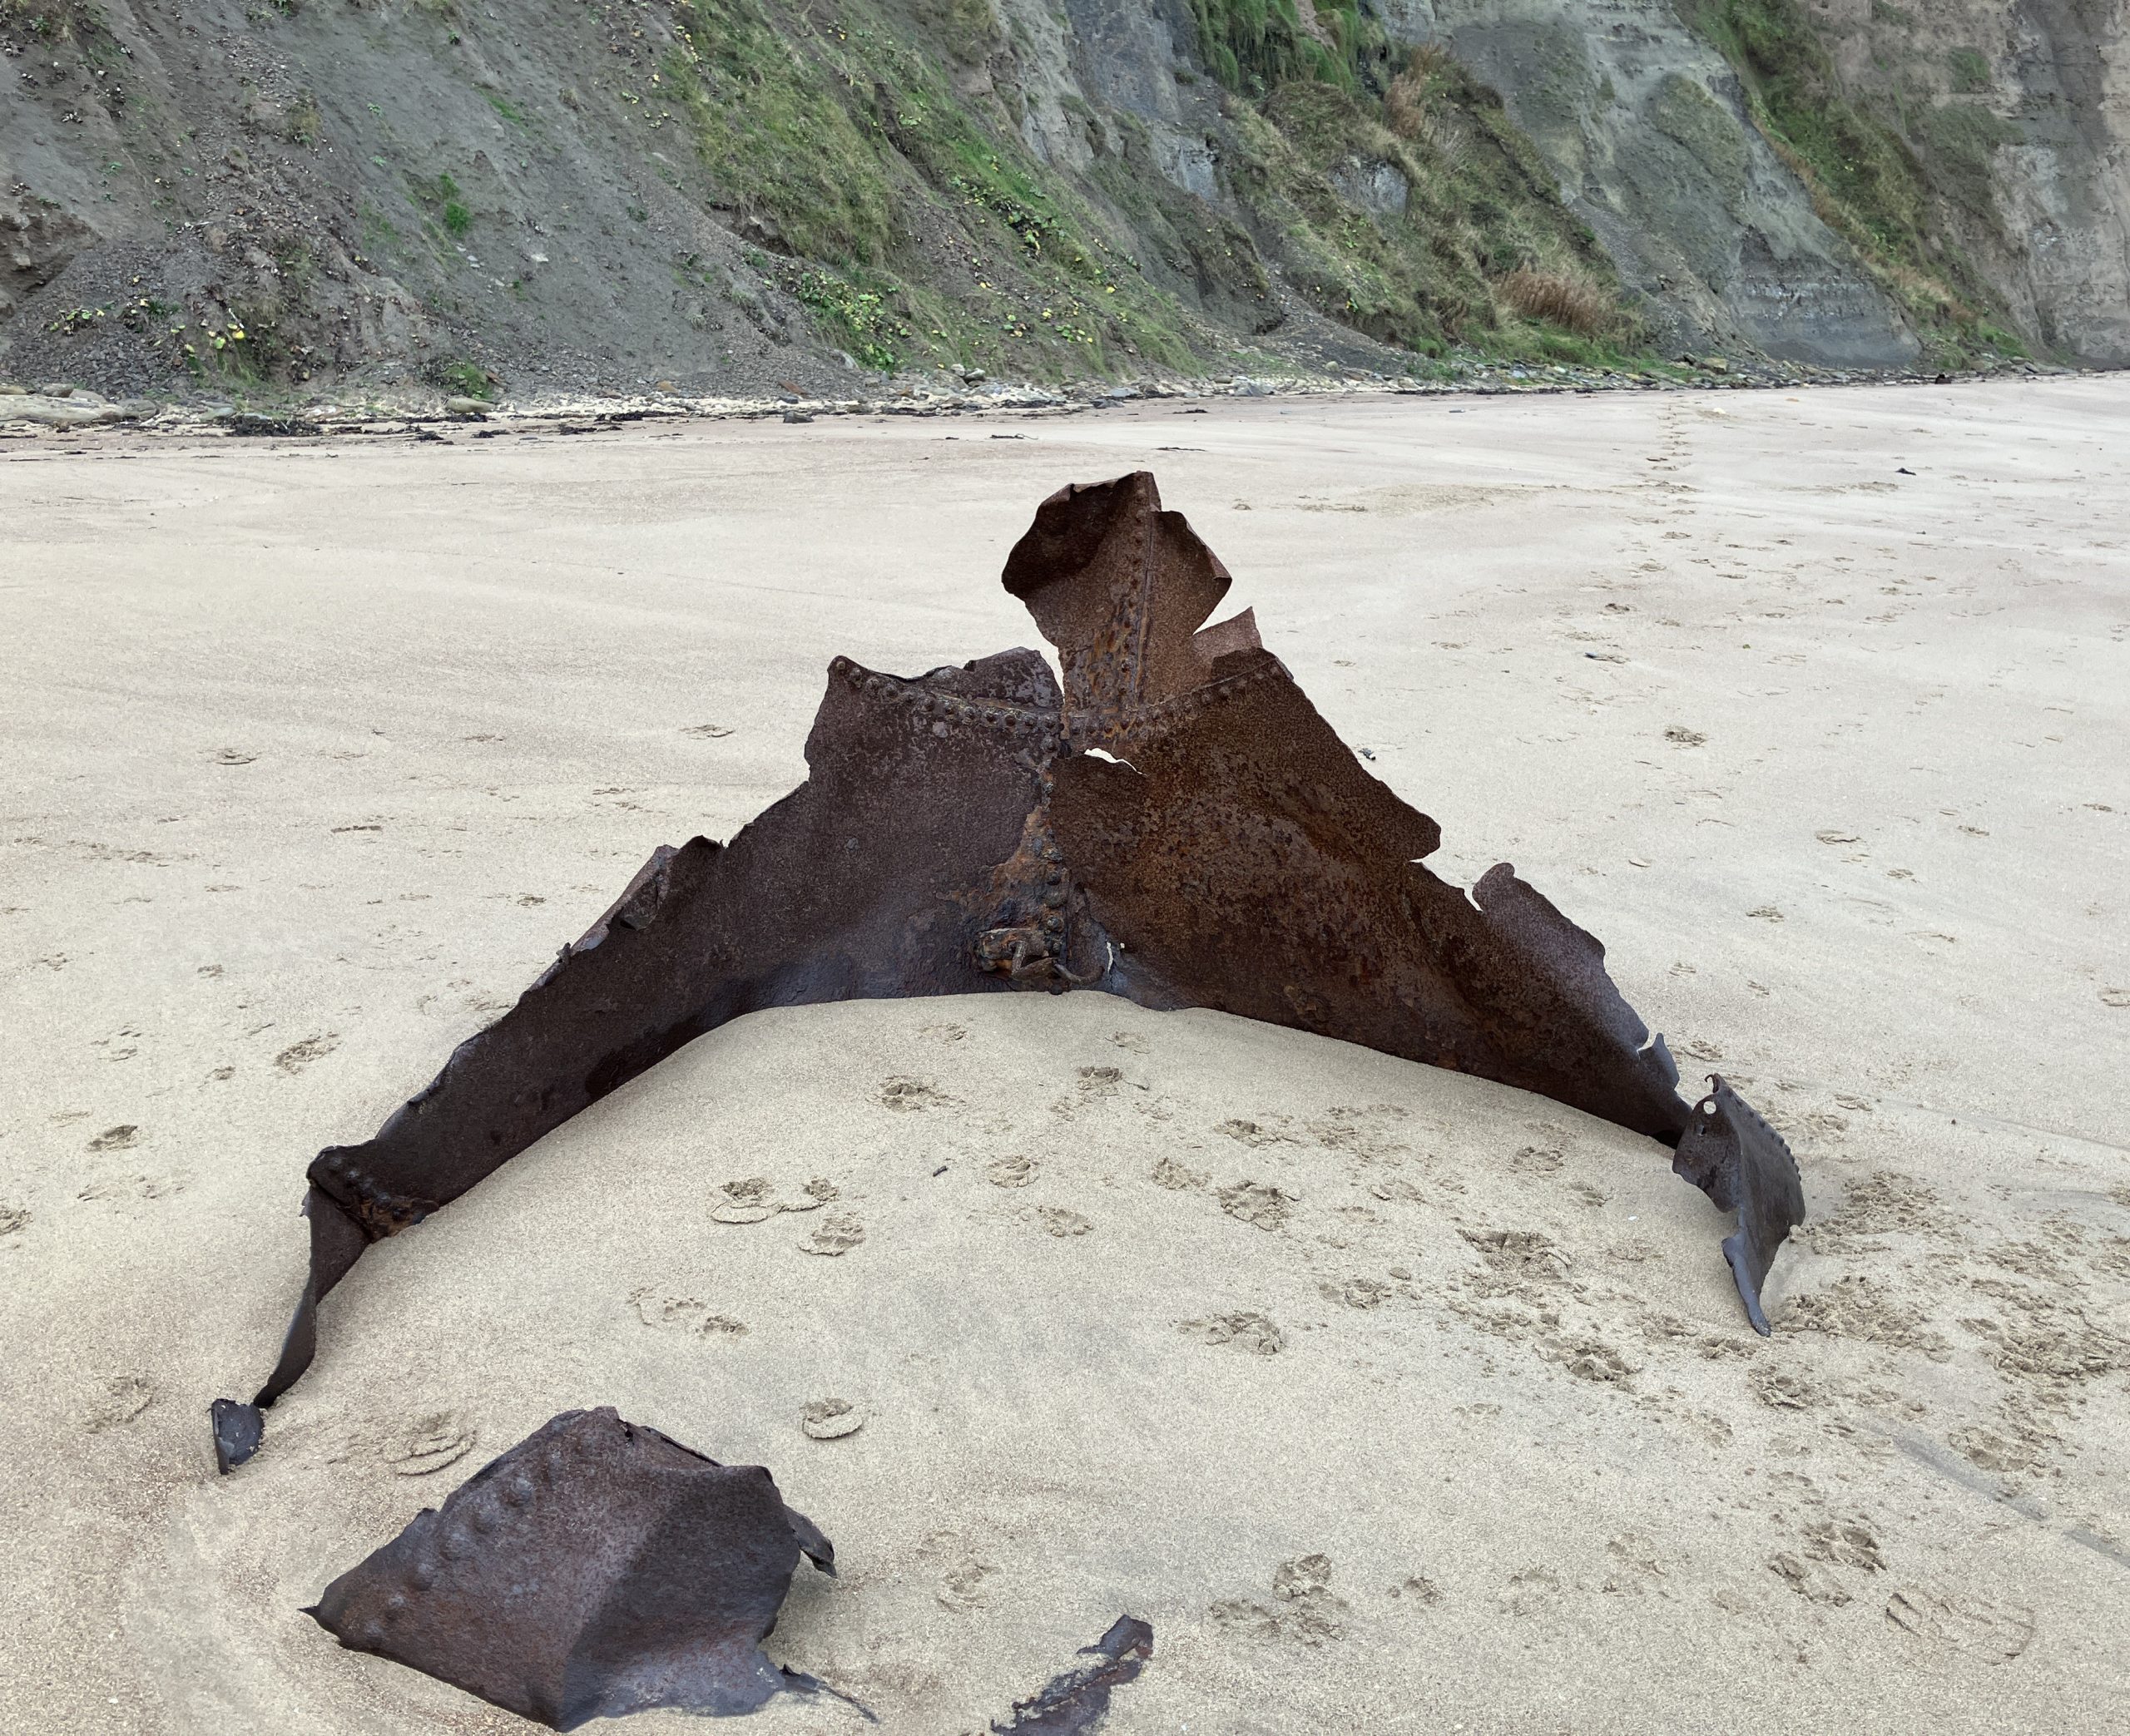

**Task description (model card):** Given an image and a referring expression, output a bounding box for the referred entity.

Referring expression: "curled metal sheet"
[306,1407,834,1729]
[993,1615,1156,1734]
[212,471,1803,1467]
[1672,1074,1808,1336]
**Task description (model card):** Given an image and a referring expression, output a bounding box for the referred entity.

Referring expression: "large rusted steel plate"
[212,471,1803,1471]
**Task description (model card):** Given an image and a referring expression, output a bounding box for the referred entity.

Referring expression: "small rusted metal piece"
[306,1407,834,1729]
[993,1615,1155,1734]
[1672,1074,1806,1336]
[213,471,1806,1465]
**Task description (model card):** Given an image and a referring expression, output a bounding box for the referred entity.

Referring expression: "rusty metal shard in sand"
[306,1407,838,1729]
[211,471,1805,1471]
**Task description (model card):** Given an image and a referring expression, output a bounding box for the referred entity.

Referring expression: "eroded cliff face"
[1396,0,1920,364]
[2,0,2122,392]
[1820,0,2130,364]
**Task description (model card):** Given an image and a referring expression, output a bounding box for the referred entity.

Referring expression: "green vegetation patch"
[784,265,908,371]
[1186,0,1392,97]
[437,359,499,399]
[665,0,896,265]
[659,0,1216,378]
[1946,47,1990,94]
[1223,52,1637,360]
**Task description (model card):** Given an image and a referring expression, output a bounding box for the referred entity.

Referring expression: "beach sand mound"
[130,992,2125,1733]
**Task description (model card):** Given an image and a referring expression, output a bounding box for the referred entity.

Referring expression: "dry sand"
[2,379,2127,1734]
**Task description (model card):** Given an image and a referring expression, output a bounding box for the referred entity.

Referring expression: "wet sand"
[2,378,2127,1733]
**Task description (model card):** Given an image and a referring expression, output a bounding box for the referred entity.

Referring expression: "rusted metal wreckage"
[213,470,1803,1475]
[307,1408,839,1730]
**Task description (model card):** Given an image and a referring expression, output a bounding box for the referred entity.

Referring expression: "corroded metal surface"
[307,1407,834,1730]
[213,471,1804,1468]
[1672,1074,1810,1336]
[993,1615,1156,1734]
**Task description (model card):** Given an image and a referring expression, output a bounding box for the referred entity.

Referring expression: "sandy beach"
[2,378,2127,1734]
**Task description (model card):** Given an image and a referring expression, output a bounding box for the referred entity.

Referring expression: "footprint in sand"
[713,1176,837,1222]
[1802,1516,1885,1574]
[1885,1586,2035,1663]
[87,1125,139,1152]
[1211,1555,1350,1645]
[81,1374,154,1432]
[274,1033,340,1074]
[712,1176,780,1224]
[1151,1156,1208,1190]
[1320,1277,1394,1310]
[1508,1144,1563,1175]
[1036,1205,1092,1238]
[1179,1312,1286,1355]
[77,1175,185,1203]
[0,1204,29,1238]
[1218,1180,1296,1230]
[1766,1552,1851,1605]
[919,1529,997,1610]
[1216,1117,1300,1149]
[800,1213,865,1256]
[986,1155,1038,1189]
[877,1076,949,1112]
[632,1288,747,1338]
[384,1411,478,1476]
[1750,1364,1818,1410]
[800,1398,866,1441]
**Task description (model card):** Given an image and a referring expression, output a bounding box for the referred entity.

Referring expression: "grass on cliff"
[1218,48,1642,362]
[660,0,1215,378]
[1185,0,1394,96]
[655,0,1640,376]
[1683,0,2027,363]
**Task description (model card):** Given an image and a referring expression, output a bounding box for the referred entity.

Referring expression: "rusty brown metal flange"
[211,472,1803,1473]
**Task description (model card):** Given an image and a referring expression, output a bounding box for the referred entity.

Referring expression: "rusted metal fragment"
[1672,1074,1806,1336]
[1012,473,1680,1135]
[307,1407,833,1729]
[214,470,1806,1466]
[993,1616,1154,1734]
[212,650,1072,1468]
[209,1397,263,1473]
